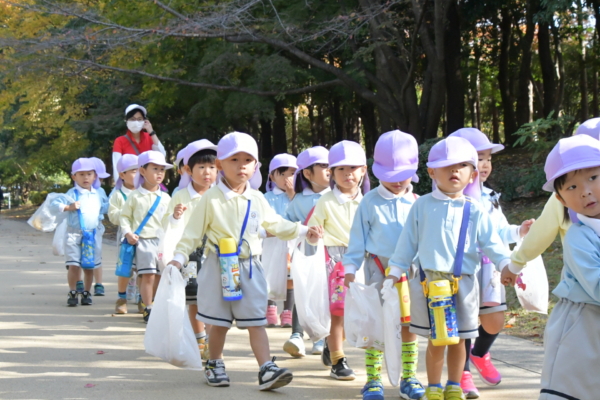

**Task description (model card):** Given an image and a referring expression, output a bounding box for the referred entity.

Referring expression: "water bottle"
[481,256,501,307]
[428,280,459,346]
[329,261,346,316]
[385,268,411,323]
[219,238,243,301]
[126,272,137,301]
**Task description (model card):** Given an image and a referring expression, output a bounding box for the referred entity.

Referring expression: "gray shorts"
[65,225,103,269]
[477,264,507,315]
[540,298,600,400]
[135,237,160,275]
[409,270,480,340]
[195,252,267,328]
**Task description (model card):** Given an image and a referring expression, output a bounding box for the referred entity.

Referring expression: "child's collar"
[377,184,414,200]
[577,213,600,237]
[218,179,251,200]
[138,185,161,195]
[333,184,362,205]
[431,188,466,201]
[272,186,285,196]
[75,183,95,194]
[187,181,203,199]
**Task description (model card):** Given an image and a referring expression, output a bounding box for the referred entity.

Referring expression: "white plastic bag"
[157,222,184,272]
[52,219,68,256]
[291,240,331,341]
[28,193,74,232]
[344,281,385,351]
[513,244,549,314]
[262,237,290,301]
[144,264,202,370]
[381,279,402,387]
[481,260,502,307]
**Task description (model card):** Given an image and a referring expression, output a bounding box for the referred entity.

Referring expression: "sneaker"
[280,310,292,328]
[312,339,324,355]
[422,386,444,400]
[470,349,501,386]
[115,298,127,314]
[94,283,105,296]
[460,372,479,399]
[445,384,467,400]
[321,340,331,367]
[137,300,145,314]
[266,305,278,327]
[400,377,426,400]
[361,381,384,400]
[81,291,93,305]
[205,359,230,387]
[258,358,293,391]
[330,357,355,380]
[75,280,84,294]
[283,333,305,358]
[67,290,78,307]
[143,307,151,323]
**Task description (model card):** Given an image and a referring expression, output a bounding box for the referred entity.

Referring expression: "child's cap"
[134,151,173,188]
[329,140,369,192]
[372,130,419,183]
[178,139,218,189]
[574,117,600,140]
[293,146,329,190]
[449,128,504,153]
[217,131,259,161]
[542,134,600,192]
[125,104,147,118]
[89,157,111,189]
[115,154,138,190]
[266,154,298,192]
[175,146,188,170]
[71,158,96,175]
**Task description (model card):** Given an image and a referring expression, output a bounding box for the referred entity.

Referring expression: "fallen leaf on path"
[87,320,94,322]
[504,324,514,328]
[84,384,96,388]
[97,351,105,354]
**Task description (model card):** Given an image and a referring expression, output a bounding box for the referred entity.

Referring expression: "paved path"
[0,217,543,399]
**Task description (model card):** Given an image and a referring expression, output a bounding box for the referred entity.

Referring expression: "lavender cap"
[293,146,329,190]
[266,154,298,192]
[115,154,138,190]
[217,132,261,190]
[574,118,600,140]
[328,140,370,193]
[71,158,96,175]
[134,150,173,188]
[178,139,218,189]
[449,128,504,154]
[372,130,419,183]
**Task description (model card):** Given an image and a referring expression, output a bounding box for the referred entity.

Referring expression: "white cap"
[125,104,147,118]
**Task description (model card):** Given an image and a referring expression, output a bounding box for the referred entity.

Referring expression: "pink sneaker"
[280,310,292,328]
[470,349,502,386]
[266,305,278,327]
[460,371,480,399]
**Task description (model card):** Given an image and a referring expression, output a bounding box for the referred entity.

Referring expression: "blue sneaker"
[361,381,384,400]
[94,283,105,296]
[400,377,426,400]
[75,281,84,294]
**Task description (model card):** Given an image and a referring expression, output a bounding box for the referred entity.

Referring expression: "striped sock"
[365,348,383,383]
[118,291,127,300]
[402,340,418,379]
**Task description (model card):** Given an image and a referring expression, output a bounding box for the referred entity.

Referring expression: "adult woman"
[112,104,166,181]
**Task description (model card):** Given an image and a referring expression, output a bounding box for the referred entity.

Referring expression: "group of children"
[47,107,600,400]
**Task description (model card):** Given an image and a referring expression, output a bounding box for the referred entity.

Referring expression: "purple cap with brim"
[542,134,600,192]
[575,118,600,140]
[134,151,173,188]
[372,130,419,183]
[266,154,298,192]
[115,154,138,190]
[178,139,218,189]
[449,128,505,154]
[328,140,370,193]
[217,131,261,189]
[89,157,110,189]
[293,146,329,190]
[71,158,96,175]
[175,146,188,170]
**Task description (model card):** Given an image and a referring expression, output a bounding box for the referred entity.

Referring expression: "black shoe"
[143,307,151,323]
[321,339,331,367]
[330,357,355,380]
[258,358,293,391]
[205,359,230,387]
[67,290,78,307]
[81,291,93,305]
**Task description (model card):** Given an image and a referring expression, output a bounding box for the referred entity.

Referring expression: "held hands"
[65,201,80,212]
[519,218,535,237]
[306,225,324,244]
[500,265,518,286]
[168,261,182,270]
[344,273,355,288]
[384,274,399,285]
[125,232,139,245]
[173,204,187,220]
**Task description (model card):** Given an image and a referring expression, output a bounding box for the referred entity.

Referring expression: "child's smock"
[119,186,170,239]
[264,187,291,218]
[286,187,331,223]
[163,182,204,227]
[51,185,108,230]
[107,186,132,226]
[480,186,520,246]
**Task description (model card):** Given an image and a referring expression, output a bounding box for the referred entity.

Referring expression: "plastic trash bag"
[345,281,385,351]
[157,224,181,272]
[513,243,549,314]
[52,219,68,256]
[291,240,331,341]
[144,264,202,370]
[262,237,290,301]
[381,279,402,387]
[28,193,74,232]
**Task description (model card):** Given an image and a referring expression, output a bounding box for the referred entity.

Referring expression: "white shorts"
[64,225,103,269]
[135,237,160,275]
[409,270,480,340]
[195,253,267,328]
[539,298,600,400]
[477,265,507,315]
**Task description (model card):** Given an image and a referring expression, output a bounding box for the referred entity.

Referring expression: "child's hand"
[169,260,182,270]
[173,204,187,220]
[284,178,295,200]
[125,232,139,245]
[344,273,355,288]
[500,265,518,286]
[385,275,399,285]
[66,201,80,211]
[519,218,535,237]
[265,231,275,238]
[307,225,324,244]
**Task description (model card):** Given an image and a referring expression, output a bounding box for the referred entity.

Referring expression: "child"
[120,151,172,323]
[387,136,514,400]
[536,134,600,400]
[90,157,111,296]
[163,139,218,361]
[307,140,369,381]
[285,146,331,356]
[170,131,320,391]
[264,154,297,324]
[51,158,109,306]
[171,146,188,196]
[108,154,142,314]
[450,128,534,398]
[343,131,425,400]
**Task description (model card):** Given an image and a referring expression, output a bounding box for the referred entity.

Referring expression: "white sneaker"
[311,339,324,355]
[283,333,305,358]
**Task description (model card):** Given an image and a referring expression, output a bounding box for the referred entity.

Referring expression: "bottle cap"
[219,238,238,254]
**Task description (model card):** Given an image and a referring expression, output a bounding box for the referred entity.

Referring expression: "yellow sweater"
[107,186,132,226]
[119,187,171,239]
[163,183,204,228]
[308,186,362,247]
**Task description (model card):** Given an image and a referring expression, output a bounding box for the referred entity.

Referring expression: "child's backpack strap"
[119,189,128,201]
[134,194,161,236]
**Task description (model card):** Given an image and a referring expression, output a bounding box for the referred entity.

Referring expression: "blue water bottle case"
[75,191,96,269]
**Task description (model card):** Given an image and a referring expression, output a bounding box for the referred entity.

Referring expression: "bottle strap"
[134,194,161,236]
[119,189,128,201]
[237,200,253,278]
[371,254,386,276]
[123,134,141,155]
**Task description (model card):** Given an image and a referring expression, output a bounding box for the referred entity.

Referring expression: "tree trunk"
[538,23,557,117]
[259,119,273,160]
[360,101,378,156]
[272,101,288,154]
[515,0,537,128]
[498,7,519,144]
[593,71,599,117]
[332,98,344,142]
[291,106,299,154]
[444,0,464,133]
[491,84,501,143]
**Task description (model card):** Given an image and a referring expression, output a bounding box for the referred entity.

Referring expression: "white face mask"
[127,120,145,133]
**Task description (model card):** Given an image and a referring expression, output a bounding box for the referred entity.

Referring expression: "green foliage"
[513,111,573,162]
[29,191,48,205]
[413,138,443,196]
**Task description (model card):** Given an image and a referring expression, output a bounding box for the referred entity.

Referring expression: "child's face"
[332,165,367,192]
[477,149,493,183]
[556,167,600,219]
[216,152,257,187]
[140,162,165,187]
[119,169,138,189]
[186,162,217,190]
[271,167,297,191]
[381,178,412,195]
[428,163,477,195]
[72,170,97,189]
[303,164,330,189]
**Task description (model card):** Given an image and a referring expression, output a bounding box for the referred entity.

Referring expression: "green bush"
[29,191,49,205]
[413,137,443,195]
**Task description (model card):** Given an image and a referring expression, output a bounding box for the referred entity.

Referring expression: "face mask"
[127,120,145,133]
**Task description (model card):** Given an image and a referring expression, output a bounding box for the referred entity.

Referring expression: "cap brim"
[475,143,505,154]
[542,159,600,192]
[372,163,419,183]
[218,150,258,161]
[98,172,110,178]
[329,160,366,168]
[269,162,297,173]
[426,158,476,169]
